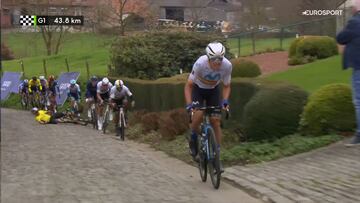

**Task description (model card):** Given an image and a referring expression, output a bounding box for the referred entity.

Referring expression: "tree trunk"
[55,26,65,55]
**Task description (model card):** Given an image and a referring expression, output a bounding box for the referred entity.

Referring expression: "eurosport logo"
[302,10,343,16]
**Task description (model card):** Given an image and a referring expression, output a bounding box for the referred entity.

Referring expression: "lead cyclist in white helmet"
[96,77,113,130]
[184,42,232,172]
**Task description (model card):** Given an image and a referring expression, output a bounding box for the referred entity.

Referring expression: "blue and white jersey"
[188,55,232,89]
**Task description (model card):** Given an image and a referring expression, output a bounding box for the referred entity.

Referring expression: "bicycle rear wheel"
[208,127,221,189]
[198,136,207,182]
[120,114,125,141]
[91,108,97,129]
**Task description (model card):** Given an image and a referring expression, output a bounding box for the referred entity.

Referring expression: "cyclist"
[96,77,113,130]
[39,76,48,94]
[110,80,135,136]
[31,107,66,124]
[47,75,59,113]
[28,76,42,94]
[28,76,42,106]
[67,79,81,116]
[184,42,232,170]
[19,79,29,96]
[85,76,99,119]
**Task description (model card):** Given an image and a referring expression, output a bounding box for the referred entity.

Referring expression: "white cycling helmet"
[115,80,124,88]
[102,77,109,85]
[31,107,39,113]
[39,76,45,80]
[24,79,28,83]
[206,42,225,59]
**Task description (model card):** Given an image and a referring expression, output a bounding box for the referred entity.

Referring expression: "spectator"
[336,0,360,146]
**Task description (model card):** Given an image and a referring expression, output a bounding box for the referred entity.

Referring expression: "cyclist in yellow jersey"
[31,107,66,124]
[28,76,42,94]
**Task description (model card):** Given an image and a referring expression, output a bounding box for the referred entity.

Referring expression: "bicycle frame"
[118,106,127,128]
[201,117,213,161]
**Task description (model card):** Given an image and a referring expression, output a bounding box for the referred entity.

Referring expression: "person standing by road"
[337,0,360,146]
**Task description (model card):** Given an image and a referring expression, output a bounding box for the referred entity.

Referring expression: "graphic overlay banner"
[56,72,80,106]
[1,72,22,101]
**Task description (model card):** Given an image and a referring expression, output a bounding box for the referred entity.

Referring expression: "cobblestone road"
[224,138,360,203]
[1,108,260,203]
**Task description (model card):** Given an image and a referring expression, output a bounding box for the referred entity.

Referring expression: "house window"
[165,7,184,21]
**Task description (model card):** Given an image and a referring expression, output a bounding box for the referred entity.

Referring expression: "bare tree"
[240,0,269,31]
[96,0,153,36]
[19,0,70,55]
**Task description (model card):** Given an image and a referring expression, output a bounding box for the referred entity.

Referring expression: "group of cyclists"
[19,74,135,136]
[19,75,59,112]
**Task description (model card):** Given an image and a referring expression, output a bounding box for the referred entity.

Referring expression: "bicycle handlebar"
[189,106,230,124]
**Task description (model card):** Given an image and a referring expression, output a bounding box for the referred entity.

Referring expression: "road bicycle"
[100,100,110,134]
[190,106,229,189]
[113,104,127,141]
[20,92,29,110]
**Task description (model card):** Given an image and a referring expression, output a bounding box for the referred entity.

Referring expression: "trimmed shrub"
[1,43,14,60]
[296,36,338,59]
[299,84,355,136]
[243,85,308,141]
[140,112,160,133]
[158,108,189,140]
[288,55,317,66]
[231,59,261,78]
[288,36,338,65]
[289,37,304,58]
[111,31,233,79]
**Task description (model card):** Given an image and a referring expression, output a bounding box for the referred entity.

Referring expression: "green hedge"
[243,85,308,141]
[299,83,355,136]
[288,36,338,65]
[111,31,233,79]
[231,59,261,78]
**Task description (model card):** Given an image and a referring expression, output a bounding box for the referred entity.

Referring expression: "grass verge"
[126,122,342,166]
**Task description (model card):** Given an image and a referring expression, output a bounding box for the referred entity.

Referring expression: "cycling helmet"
[32,76,37,80]
[48,75,55,82]
[23,79,28,83]
[90,75,98,82]
[39,76,45,80]
[102,77,109,85]
[115,80,124,88]
[70,79,76,85]
[31,107,39,113]
[205,42,225,59]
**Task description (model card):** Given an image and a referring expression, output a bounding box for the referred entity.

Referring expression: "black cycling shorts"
[49,112,65,124]
[100,92,110,101]
[112,98,127,107]
[192,84,220,108]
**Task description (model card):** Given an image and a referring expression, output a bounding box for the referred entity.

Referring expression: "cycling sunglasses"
[209,56,223,62]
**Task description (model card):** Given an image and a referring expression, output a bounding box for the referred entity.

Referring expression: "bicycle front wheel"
[91,108,97,129]
[198,136,207,182]
[208,127,221,189]
[120,116,125,141]
[103,110,109,134]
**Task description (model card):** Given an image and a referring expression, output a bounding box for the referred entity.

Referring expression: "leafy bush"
[137,108,189,140]
[111,31,233,79]
[288,36,338,65]
[158,108,189,140]
[140,112,160,133]
[231,59,261,78]
[1,43,14,60]
[299,84,355,136]
[243,85,308,141]
[296,36,338,59]
[289,37,304,58]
